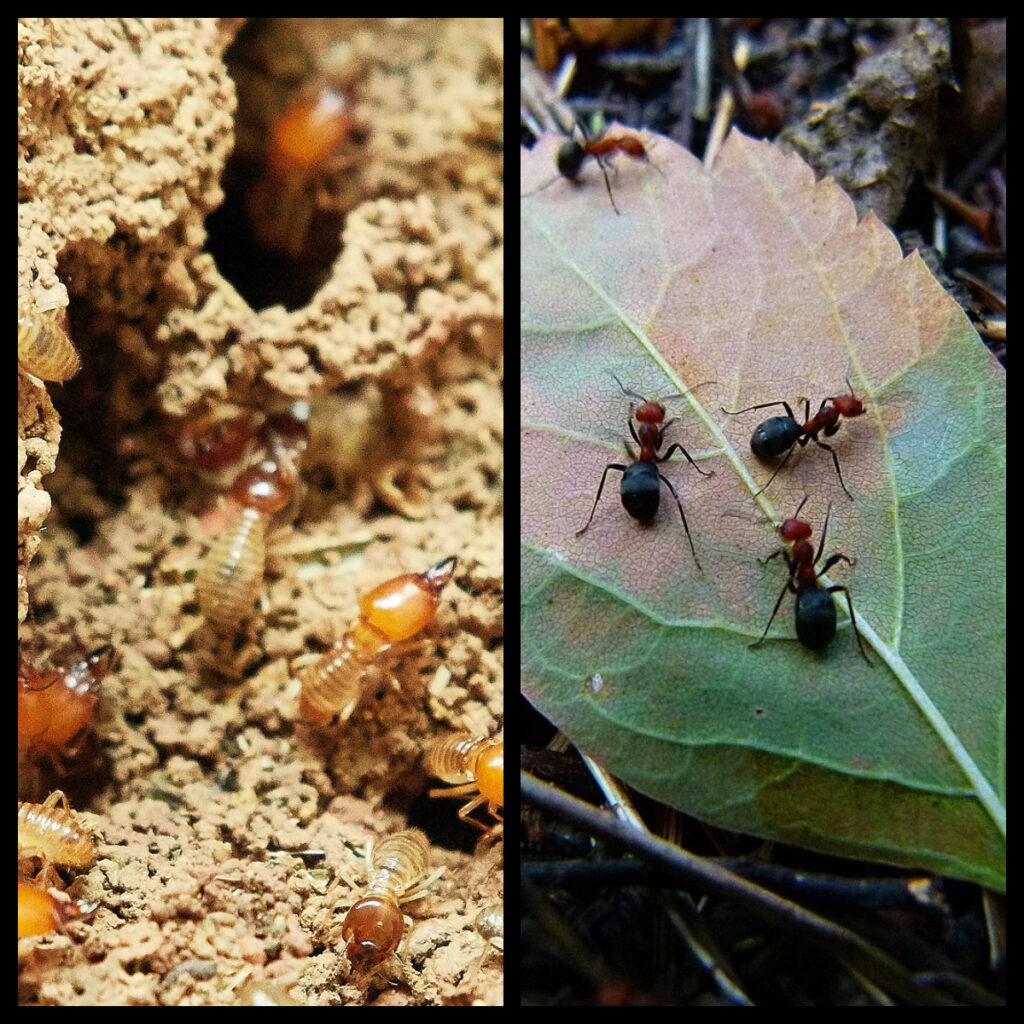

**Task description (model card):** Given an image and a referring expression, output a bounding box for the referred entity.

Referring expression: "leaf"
[521,129,1006,890]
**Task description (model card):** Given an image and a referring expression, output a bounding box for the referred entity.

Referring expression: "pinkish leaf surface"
[521,129,1005,889]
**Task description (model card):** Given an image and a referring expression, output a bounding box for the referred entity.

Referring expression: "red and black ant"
[751,495,872,663]
[721,379,867,500]
[553,121,657,215]
[575,376,713,568]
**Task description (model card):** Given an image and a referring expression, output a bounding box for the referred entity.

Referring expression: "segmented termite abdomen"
[424,733,488,784]
[296,620,386,725]
[196,507,267,633]
[368,827,430,895]
[426,736,503,842]
[18,791,95,868]
[18,306,80,382]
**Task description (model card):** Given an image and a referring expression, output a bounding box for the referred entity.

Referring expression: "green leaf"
[521,129,1006,890]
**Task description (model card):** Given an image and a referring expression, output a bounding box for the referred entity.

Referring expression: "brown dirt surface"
[19,18,503,1006]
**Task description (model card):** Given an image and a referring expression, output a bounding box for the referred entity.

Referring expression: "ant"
[721,379,867,500]
[751,495,872,664]
[555,122,656,215]
[575,375,713,569]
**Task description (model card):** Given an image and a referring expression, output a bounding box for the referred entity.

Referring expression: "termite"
[266,87,358,180]
[425,734,503,844]
[196,458,295,633]
[18,790,96,869]
[177,409,259,471]
[18,884,96,938]
[296,555,457,725]
[18,645,114,758]
[475,902,504,949]
[18,302,80,382]
[250,86,361,255]
[340,827,441,972]
[472,902,504,974]
[194,402,309,635]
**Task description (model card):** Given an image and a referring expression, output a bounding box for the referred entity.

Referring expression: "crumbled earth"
[19,18,503,1006]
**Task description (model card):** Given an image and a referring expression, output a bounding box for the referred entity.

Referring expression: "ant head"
[831,378,866,417]
[556,139,586,180]
[778,494,813,541]
[779,517,813,543]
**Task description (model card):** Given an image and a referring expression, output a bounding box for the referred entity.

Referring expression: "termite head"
[18,885,97,938]
[476,742,504,807]
[341,896,405,971]
[227,459,295,514]
[358,555,457,642]
[176,409,258,470]
[267,87,358,179]
[18,645,116,752]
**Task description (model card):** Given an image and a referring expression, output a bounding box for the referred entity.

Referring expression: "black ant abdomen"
[794,586,841,651]
[556,140,587,181]
[619,461,663,523]
[751,417,803,461]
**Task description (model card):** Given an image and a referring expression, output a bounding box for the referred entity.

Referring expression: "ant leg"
[750,579,796,648]
[660,442,713,477]
[811,438,854,500]
[814,502,833,562]
[595,156,620,215]
[813,506,857,574]
[721,400,796,418]
[575,463,626,537]
[817,553,854,577]
[826,585,873,665]
[658,472,701,570]
[758,547,787,567]
[752,441,799,497]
